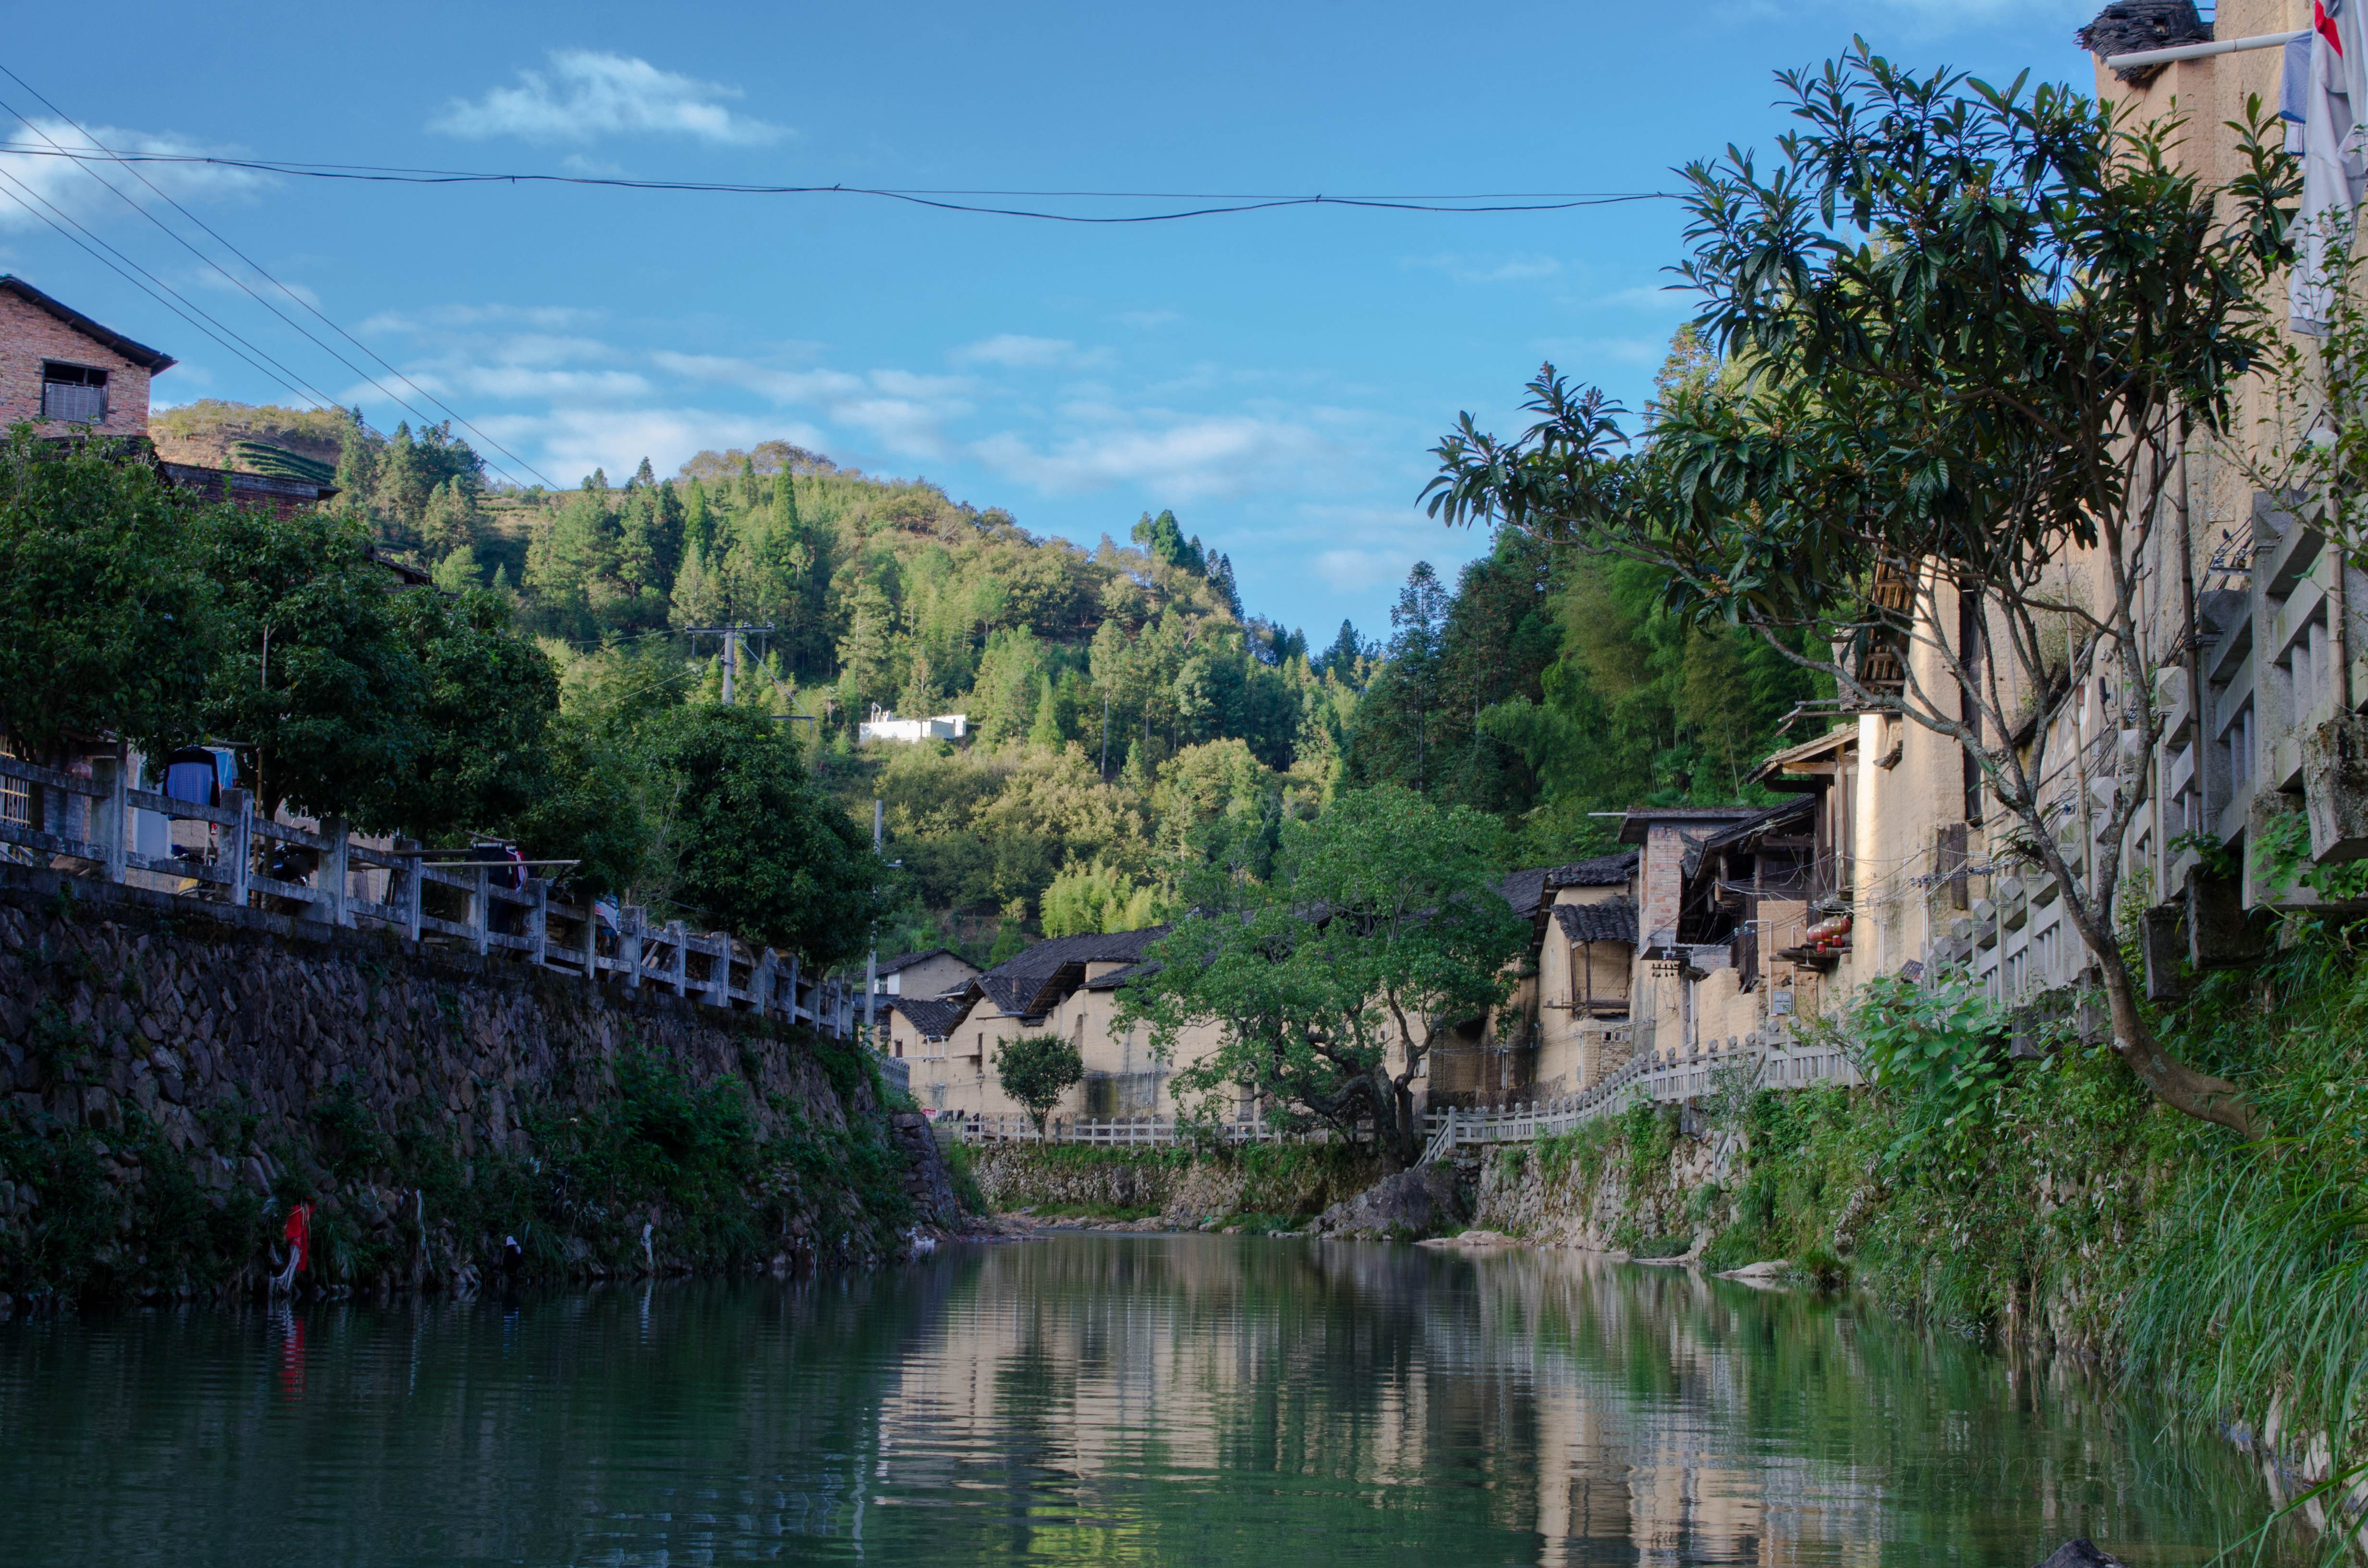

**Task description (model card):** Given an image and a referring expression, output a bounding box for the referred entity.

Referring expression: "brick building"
[0,273,340,518]
[0,273,174,438]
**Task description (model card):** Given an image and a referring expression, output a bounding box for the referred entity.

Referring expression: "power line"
[0,143,1677,221]
[0,165,341,410]
[0,70,552,490]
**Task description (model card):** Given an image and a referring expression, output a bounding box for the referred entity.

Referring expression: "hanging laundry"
[160,746,219,814]
[2290,10,2368,336]
[209,747,238,796]
[2284,33,2315,153]
[2331,0,2368,140]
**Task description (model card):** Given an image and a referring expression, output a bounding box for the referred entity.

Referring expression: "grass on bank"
[1509,916,2368,1486]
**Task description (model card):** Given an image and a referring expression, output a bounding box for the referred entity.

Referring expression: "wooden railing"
[1415,1028,1863,1164]
[0,753,858,1040]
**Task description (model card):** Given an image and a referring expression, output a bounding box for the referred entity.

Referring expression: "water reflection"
[0,1236,2299,1566]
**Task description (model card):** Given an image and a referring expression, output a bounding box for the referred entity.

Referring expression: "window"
[40,362,108,423]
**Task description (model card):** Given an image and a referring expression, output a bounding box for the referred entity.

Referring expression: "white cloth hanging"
[2290,4,2368,335]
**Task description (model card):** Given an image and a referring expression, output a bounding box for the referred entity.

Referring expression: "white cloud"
[1405,252,1564,285]
[648,353,972,458]
[430,51,789,146]
[971,414,1338,502]
[1590,284,1686,311]
[191,268,322,309]
[1529,334,1669,372]
[951,333,1114,370]
[0,120,267,232]
[478,406,813,488]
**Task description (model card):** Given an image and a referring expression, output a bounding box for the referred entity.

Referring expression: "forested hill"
[158,373,1819,964]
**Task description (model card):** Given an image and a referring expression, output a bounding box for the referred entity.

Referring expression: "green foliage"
[1127,784,1530,1164]
[0,1104,269,1298]
[2122,932,2368,1472]
[1424,46,2290,1131]
[640,704,888,965]
[197,505,559,833]
[994,1031,1085,1134]
[1039,859,1159,936]
[1827,970,2016,1156]
[2250,810,2368,903]
[0,426,220,758]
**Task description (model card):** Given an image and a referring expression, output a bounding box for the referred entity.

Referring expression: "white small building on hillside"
[858,708,969,744]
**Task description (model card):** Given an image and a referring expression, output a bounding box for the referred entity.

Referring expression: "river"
[0,1235,2305,1565]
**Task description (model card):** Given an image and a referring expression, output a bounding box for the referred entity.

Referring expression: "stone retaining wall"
[0,866,957,1308]
[967,1142,1382,1225]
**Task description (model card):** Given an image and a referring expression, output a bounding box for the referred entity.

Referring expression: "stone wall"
[966,1142,1382,1225]
[0,866,960,1309]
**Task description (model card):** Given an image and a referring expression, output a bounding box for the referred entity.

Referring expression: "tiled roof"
[968,926,1170,1016]
[878,946,970,977]
[1553,897,1639,945]
[0,274,176,370]
[884,996,967,1040]
[1616,807,1765,844]
[1083,960,1158,991]
[1500,867,1551,917]
[1544,851,1638,889]
[1698,796,1813,854]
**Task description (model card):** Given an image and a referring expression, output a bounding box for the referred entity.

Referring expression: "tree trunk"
[2098,949,2253,1136]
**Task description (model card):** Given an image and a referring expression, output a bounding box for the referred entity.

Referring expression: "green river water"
[0,1235,2310,1565]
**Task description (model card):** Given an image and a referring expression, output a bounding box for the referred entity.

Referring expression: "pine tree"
[669,545,723,627]
[634,455,656,488]
[1029,673,1063,749]
[1318,619,1367,684]
[419,478,481,559]
[682,478,714,561]
[772,467,801,532]
[900,651,937,719]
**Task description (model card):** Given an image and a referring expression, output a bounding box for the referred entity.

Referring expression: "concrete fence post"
[224,790,251,908]
[705,933,731,1007]
[752,947,777,1016]
[527,879,549,968]
[396,837,424,943]
[581,895,599,985]
[619,906,643,990]
[667,920,688,996]
[470,864,491,956]
[97,750,127,884]
[320,817,350,928]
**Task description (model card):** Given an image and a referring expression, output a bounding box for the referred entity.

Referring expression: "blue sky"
[6,0,2100,642]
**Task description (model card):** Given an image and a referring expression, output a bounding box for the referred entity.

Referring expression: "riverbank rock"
[1312,1165,1469,1240]
[2034,1542,2129,1568]
[1417,1229,1517,1250]
[1718,1260,1789,1281]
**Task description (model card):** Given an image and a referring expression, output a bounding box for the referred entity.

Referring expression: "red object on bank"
[283,1203,313,1273]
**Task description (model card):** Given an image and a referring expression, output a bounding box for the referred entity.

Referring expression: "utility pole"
[864,797,883,1046]
[684,625,774,708]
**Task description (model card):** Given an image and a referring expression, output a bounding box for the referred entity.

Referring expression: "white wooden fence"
[0,753,858,1039]
[1416,1031,1864,1164]
[928,1029,1868,1156]
[932,1112,1309,1147]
